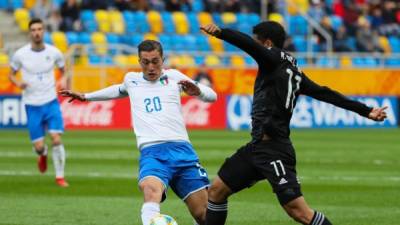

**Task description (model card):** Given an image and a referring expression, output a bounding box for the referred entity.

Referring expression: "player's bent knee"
[276,187,303,206]
[139,179,164,202]
[208,177,231,202]
[50,133,62,146]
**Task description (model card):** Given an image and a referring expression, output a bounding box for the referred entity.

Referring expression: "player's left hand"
[59,90,87,103]
[368,106,388,121]
[178,80,201,96]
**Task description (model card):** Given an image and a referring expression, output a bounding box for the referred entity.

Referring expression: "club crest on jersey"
[160,75,169,85]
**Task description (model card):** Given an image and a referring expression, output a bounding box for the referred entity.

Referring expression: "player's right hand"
[18,82,28,89]
[59,90,86,103]
[368,106,388,122]
[200,24,221,37]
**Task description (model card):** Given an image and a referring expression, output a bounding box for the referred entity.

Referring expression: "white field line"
[0,170,399,182]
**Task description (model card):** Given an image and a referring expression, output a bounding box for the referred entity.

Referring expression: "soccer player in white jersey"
[60,40,217,225]
[8,18,69,187]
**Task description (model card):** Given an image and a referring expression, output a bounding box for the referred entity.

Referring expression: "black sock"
[205,200,228,225]
[309,211,332,225]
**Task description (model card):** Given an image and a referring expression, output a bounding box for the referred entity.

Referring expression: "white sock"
[141,202,160,225]
[52,144,66,178]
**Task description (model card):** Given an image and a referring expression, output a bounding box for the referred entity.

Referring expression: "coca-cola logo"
[182,98,211,126]
[60,99,115,126]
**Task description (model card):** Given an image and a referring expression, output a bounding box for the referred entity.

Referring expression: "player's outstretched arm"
[178,80,217,102]
[200,24,277,64]
[59,90,86,102]
[59,84,128,102]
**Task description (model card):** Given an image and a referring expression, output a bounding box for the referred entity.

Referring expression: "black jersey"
[218,29,372,142]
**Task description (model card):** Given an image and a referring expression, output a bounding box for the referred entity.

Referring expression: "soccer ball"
[149,214,178,225]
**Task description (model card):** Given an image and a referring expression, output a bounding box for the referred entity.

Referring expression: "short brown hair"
[28,18,43,29]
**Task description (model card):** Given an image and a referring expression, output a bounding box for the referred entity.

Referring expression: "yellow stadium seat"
[379,36,391,53]
[169,55,182,67]
[109,10,125,34]
[208,36,224,52]
[14,8,29,22]
[231,55,245,67]
[143,33,159,41]
[205,55,221,66]
[51,32,68,52]
[221,12,236,25]
[180,55,195,66]
[0,53,9,65]
[91,32,107,55]
[147,11,163,34]
[172,12,189,34]
[127,55,140,66]
[114,55,129,66]
[18,20,29,32]
[288,0,309,15]
[24,0,35,9]
[340,56,352,68]
[198,12,213,26]
[95,10,111,32]
[268,13,284,25]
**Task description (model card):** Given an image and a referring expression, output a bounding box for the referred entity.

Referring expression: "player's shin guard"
[141,202,160,225]
[205,200,228,225]
[52,144,66,178]
[309,211,332,225]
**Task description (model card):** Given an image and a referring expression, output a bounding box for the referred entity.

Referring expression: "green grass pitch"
[0,129,399,225]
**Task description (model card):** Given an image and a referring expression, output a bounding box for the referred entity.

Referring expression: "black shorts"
[218,140,300,194]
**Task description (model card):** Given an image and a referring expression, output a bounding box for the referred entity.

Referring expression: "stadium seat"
[113,55,129,66]
[340,56,352,68]
[192,0,204,12]
[44,32,52,44]
[125,34,143,46]
[268,13,284,25]
[143,33,159,41]
[248,13,260,26]
[158,34,172,51]
[66,32,79,45]
[195,35,211,51]
[293,35,307,52]
[127,54,140,66]
[212,13,223,27]
[287,0,309,15]
[91,32,107,55]
[171,35,186,51]
[147,10,163,34]
[378,36,391,53]
[0,0,7,9]
[24,0,35,9]
[0,53,9,65]
[330,15,343,31]
[134,11,150,33]
[95,10,111,33]
[194,55,205,65]
[81,10,97,32]
[180,54,195,66]
[230,55,245,67]
[384,57,400,67]
[106,33,119,44]
[52,32,68,52]
[14,8,29,31]
[221,12,237,28]
[161,12,175,34]
[208,36,224,52]
[78,32,91,44]
[187,12,200,34]
[10,0,23,9]
[172,12,189,34]
[183,34,197,51]
[288,15,308,35]
[198,12,213,27]
[109,10,125,34]
[204,55,221,66]
[388,36,400,53]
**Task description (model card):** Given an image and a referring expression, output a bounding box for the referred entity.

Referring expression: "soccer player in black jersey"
[201,22,388,225]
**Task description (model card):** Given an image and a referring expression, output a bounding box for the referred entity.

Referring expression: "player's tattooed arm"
[59,90,86,102]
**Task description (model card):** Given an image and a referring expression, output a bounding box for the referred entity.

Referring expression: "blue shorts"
[25,99,64,142]
[139,141,209,201]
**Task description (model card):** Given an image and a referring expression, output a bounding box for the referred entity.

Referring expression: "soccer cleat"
[37,155,47,173]
[56,178,69,187]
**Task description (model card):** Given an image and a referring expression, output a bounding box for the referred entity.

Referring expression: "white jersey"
[10,43,65,105]
[122,69,191,149]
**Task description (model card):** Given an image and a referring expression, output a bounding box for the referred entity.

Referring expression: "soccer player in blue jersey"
[8,18,69,187]
[61,40,217,225]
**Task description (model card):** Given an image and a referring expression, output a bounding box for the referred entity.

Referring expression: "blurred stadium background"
[0,0,399,225]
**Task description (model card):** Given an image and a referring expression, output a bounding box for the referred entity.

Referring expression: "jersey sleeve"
[10,52,21,71]
[171,69,217,102]
[54,48,65,68]
[218,28,281,66]
[84,84,128,101]
[300,73,372,117]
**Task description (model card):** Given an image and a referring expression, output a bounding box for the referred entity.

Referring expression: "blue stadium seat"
[106,33,119,44]
[187,12,200,34]
[195,35,210,51]
[237,22,252,35]
[289,15,307,35]
[212,13,223,27]
[171,35,186,51]
[123,11,136,33]
[0,0,7,9]
[330,15,343,31]
[223,42,240,52]
[134,11,150,33]
[10,0,23,9]
[80,10,97,32]
[384,57,400,67]
[159,34,172,51]
[388,36,400,52]
[192,0,204,12]
[296,57,308,67]
[245,56,256,66]
[126,34,143,47]
[194,55,205,65]
[161,12,175,34]
[44,32,52,44]
[248,13,260,26]
[89,54,101,64]
[293,35,307,52]
[183,35,197,51]
[316,57,339,67]
[66,32,79,45]
[78,32,91,44]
